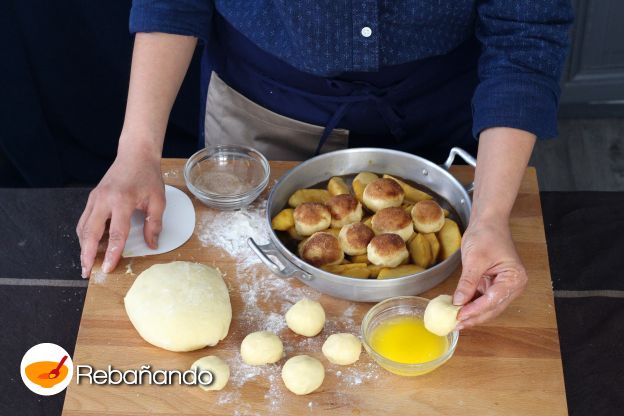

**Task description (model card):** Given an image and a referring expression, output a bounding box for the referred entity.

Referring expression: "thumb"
[453,252,488,306]
[143,191,166,249]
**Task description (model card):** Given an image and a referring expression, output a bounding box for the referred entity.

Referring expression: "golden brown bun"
[299,232,344,267]
[293,202,331,236]
[339,222,375,256]
[411,200,445,234]
[367,233,409,267]
[326,194,363,228]
[362,178,404,212]
[371,207,414,241]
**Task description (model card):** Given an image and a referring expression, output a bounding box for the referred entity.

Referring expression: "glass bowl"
[361,296,459,376]
[184,145,270,210]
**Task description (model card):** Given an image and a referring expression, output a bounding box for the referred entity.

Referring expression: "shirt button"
[361,27,372,38]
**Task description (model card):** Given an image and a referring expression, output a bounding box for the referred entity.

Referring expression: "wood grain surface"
[62,159,567,416]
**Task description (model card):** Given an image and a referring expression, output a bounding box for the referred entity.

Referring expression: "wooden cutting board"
[62,159,567,415]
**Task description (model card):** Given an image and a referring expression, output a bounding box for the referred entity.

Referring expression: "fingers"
[457,307,500,331]
[143,191,166,249]
[79,205,110,278]
[456,269,527,329]
[102,205,134,273]
[76,192,95,246]
[453,251,490,306]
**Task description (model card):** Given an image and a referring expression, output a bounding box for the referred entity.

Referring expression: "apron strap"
[315,102,352,155]
[255,76,408,155]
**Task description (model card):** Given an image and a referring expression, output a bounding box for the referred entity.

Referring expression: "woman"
[77,1,573,329]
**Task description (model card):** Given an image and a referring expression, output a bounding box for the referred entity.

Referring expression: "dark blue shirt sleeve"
[129,0,213,43]
[472,0,574,139]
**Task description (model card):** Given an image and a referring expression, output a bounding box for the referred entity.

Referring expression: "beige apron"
[204,72,349,161]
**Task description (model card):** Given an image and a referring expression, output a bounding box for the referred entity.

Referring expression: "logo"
[20,343,74,396]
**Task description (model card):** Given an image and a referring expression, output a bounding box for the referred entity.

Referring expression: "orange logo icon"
[21,343,73,396]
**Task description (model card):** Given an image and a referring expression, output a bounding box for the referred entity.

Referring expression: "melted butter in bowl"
[361,296,458,376]
[369,315,448,365]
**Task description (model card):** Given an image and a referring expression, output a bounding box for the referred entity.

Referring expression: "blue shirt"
[129,1,573,140]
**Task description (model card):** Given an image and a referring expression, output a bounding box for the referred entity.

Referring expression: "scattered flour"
[125,260,135,275]
[196,199,270,270]
[92,269,108,285]
[194,197,381,412]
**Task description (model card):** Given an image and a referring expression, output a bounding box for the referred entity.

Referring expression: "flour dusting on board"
[198,198,380,412]
[196,199,269,270]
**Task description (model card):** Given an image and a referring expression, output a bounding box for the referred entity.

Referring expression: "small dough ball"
[322,333,361,365]
[191,356,230,391]
[124,262,231,352]
[424,294,461,336]
[298,232,344,267]
[411,200,445,234]
[339,222,375,256]
[362,178,404,212]
[281,355,325,395]
[367,234,409,267]
[286,298,325,337]
[326,194,363,228]
[293,202,331,236]
[371,207,414,241]
[240,331,284,365]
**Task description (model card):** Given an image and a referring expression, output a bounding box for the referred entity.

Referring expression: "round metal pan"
[249,147,475,302]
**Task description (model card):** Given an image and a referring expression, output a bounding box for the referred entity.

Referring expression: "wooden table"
[62,160,567,415]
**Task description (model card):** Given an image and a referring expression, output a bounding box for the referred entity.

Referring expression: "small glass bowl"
[361,296,459,377]
[184,145,270,210]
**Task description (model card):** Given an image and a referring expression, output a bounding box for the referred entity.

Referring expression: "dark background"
[0,0,200,187]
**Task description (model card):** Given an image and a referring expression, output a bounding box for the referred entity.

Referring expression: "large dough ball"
[321,333,361,365]
[124,261,232,352]
[191,356,230,391]
[281,355,325,395]
[285,298,325,337]
[240,331,284,365]
[424,294,461,336]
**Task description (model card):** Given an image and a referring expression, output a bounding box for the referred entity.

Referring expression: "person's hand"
[76,148,165,278]
[452,219,527,329]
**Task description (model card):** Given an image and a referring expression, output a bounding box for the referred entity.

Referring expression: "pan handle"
[442,147,476,193]
[248,238,313,281]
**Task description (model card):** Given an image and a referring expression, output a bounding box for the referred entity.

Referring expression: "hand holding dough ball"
[240,331,284,365]
[281,355,325,395]
[339,222,374,256]
[411,200,445,233]
[286,298,325,337]
[371,207,414,241]
[191,356,230,391]
[367,234,409,267]
[326,194,363,228]
[124,262,231,352]
[322,333,361,365]
[298,232,344,267]
[363,178,404,212]
[293,203,331,236]
[424,294,461,336]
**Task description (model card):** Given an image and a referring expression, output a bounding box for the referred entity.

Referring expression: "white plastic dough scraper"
[123,185,196,257]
